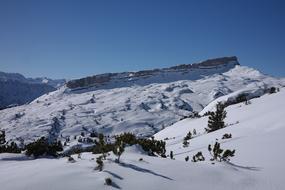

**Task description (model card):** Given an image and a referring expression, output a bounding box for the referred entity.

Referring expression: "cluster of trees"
[0,130,21,153]
[93,133,166,158]
[208,141,235,162]
[180,101,236,162]
[92,133,166,171]
[25,137,63,158]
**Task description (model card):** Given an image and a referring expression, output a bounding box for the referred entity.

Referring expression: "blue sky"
[0,0,284,79]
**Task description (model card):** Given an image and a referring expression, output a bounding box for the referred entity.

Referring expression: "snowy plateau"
[0,56,285,190]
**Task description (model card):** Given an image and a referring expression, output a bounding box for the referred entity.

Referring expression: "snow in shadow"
[0,154,33,161]
[118,162,173,180]
[109,181,121,189]
[104,170,124,180]
[225,161,262,171]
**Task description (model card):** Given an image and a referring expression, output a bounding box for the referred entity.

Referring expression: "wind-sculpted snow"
[0,63,284,145]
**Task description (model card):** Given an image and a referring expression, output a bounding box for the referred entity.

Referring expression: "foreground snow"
[1,89,285,190]
[155,88,285,189]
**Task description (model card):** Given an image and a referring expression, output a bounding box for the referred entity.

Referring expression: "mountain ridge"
[66,56,239,90]
[1,56,284,145]
[0,71,66,109]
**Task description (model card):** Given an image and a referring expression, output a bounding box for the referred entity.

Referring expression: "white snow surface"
[0,65,284,145]
[0,89,285,190]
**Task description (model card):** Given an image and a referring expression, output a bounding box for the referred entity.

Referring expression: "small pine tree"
[105,178,112,186]
[205,102,227,133]
[113,141,125,163]
[98,133,107,159]
[269,87,276,94]
[170,151,174,160]
[96,155,104,171]
[192,151,205,162]
[185,156,189,162]
[193,129,197,136]
[184,131,192,141]
[183,138,189,148]
[222,133,232,139]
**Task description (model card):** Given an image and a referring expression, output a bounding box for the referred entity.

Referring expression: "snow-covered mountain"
[1,88,285,190]
[0,56,284,145]
[0,71,66,109]
[0,71,66,88]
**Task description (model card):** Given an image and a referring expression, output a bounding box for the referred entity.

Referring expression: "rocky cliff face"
[66,56,239,90]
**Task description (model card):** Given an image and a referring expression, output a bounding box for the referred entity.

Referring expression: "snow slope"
[0,58,284,145]
[154,88,285,189]
[1,89,285,190]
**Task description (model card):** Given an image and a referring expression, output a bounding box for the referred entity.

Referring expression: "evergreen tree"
[170,151,174,160]
[205,102,227,133]
[183,138,189,148]
[113,141,125,163]
[184,131,192,141]
[0,130,5,145]
[185,156,189,162]
[193,129,197,136]
[98,133,107,159]
[96,155,104,171]
[192,151,205,162]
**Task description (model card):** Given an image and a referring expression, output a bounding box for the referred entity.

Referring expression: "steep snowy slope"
[154,88,285,189]
[0,57,284,145]
[1,89,285,190]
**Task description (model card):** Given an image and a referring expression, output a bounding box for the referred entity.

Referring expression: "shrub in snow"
[183,138,189,148]
[269,87,276,94]
[113,141,125,163]
[222,133,232,139]
[137,138,166,157]
[192,152,205,162]
[208,141,235,162]
[95,155,104,171]
[184,131,192,141]
[193,129,197,136]
[90,130,98,138]
[185,156,189,162]
[205,102,227,133]
[139,158,143,161]
[67,156,76,163]
[92,133,113,159]
[5,142,21,153]
[25,137,63,158]
[114,133,137,145]
[170,151,174,160]
[114,133,166,157]
[105,178,112,186]
[235,94,247,104]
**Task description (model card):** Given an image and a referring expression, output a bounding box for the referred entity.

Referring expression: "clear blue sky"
[0,0,284,79]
